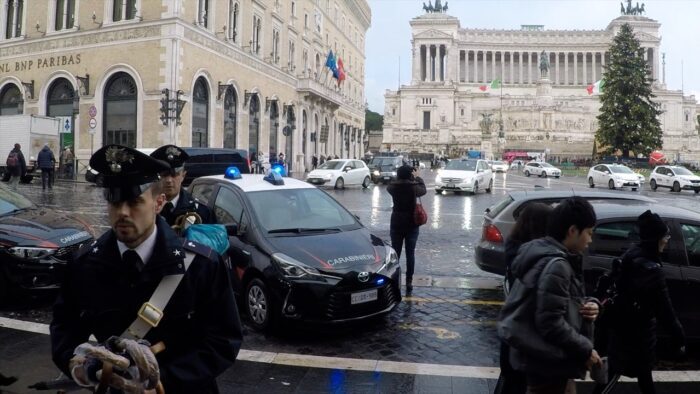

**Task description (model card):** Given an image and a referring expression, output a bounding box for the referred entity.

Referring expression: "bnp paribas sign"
[0,54,82,74]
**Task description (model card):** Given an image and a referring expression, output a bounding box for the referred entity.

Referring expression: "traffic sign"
[88,105,97,118]
[89,118,97,129]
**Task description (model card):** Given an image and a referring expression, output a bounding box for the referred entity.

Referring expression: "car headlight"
[324,173,333,179]
[373,170,380,176]
[391,171,397,176]
[435,175,442,183]
[377,245,399,273]
[272,252,322,279]
[8,246,56,261]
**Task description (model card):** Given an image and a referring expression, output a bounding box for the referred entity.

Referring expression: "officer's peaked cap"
[90,145,170,202]
[150,145,189,171]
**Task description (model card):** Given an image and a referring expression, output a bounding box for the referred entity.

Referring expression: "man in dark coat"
[387,165,426,293]
[6,143,26,189]
[151,145,212,227]
[37,143,56,190]
[504,197,601,393]
[51,145,242,394]
[593,210,685,394]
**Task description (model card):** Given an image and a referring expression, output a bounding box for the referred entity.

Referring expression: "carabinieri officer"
[150,145,212,225]
[50,145,242,393]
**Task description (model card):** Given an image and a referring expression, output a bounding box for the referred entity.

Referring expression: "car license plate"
[447,183,455,188]
[383,176,391,180]
[351,289,378,305]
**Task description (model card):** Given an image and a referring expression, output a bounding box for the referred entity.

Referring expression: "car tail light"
[483,223,503,243]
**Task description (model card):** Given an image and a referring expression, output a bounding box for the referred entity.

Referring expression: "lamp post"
[72,90,80,179]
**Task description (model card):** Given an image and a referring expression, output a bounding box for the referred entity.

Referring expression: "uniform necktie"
[163,201,174,213]
[122,249,144,271]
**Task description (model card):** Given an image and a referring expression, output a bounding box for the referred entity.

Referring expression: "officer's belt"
[122,252,196,340]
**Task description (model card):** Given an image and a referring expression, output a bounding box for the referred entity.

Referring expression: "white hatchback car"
[523,162,561,178]
[435,158,493,195]
[587,164,640,191]
[491,161,509,173]
[306,159,371,189]
[650,165,700,194]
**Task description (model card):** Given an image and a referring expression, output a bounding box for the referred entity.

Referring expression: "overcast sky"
[364,0,700,113]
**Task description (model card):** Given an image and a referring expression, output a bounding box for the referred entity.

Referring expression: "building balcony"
[296,77,343,109]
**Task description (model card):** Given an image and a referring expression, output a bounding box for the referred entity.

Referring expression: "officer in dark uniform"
[50,145,242,394]
[150,144,212,226]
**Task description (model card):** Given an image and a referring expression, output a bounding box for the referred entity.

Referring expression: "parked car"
[523,162,561,178]
[650,165,700,193]
[189,170,402,331]
[305,159,371,189]
[86,147,251,186]
[435,158,493,195]
[474,190,655,276]
[491,161,509,173]
[368,156,406,184]
[587,163,641,190]
[0,183,94,301]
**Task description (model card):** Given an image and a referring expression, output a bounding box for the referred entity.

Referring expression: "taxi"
[188,167,402,331]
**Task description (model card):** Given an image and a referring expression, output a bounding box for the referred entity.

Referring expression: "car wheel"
[632,188,637,192]
[589,177,595,188]
[372,179,379,184]
[673,182,681,193]
[695,190,699,194]
[525,170,530,177]
[650,179,657,191]
[435,189,442,194]
[541,171,547,178]
[486,179,493,193]
[608,179,615,190]
[472,181,479,195]
[454,191,462,195]
[334,177,345,189]
[362,176,371,189]
[555,176,560,179]
[245,278,276,331]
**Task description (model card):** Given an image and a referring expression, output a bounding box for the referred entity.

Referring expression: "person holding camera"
[387,165,426,294]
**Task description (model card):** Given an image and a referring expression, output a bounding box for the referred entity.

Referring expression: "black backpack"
[593,258,622,310]
[6,151,18,167]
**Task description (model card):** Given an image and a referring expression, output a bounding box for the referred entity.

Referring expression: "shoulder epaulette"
[181,238,215,260]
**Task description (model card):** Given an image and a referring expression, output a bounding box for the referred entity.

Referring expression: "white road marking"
[1,316,699,381]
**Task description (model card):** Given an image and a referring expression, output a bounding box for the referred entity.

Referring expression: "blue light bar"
[263,170,285,185]
[224,166,242,179]
[376,278,385,285]
[271,164,286,176]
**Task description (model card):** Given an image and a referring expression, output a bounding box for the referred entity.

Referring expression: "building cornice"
[348,0,372,30]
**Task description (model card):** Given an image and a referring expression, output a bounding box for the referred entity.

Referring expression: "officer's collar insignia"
[166,146,181,161]
[187,242,196,247]
[105,146,134,174]
[173,249,181,256]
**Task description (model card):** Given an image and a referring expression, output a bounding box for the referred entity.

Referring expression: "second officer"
[150,145,212,225]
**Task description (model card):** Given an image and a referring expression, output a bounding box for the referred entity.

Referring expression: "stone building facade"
[383,9,700,162]
[0,0,369,174]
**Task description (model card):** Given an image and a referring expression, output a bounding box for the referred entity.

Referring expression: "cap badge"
[105,146,134,174]
[166,146,181,161]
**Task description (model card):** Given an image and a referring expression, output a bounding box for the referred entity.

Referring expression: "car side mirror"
[477,168,483,173]
[344,166,352,172]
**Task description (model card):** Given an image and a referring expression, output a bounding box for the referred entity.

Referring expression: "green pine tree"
[596,23,662,158]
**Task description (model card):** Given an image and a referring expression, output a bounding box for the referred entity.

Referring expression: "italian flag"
[587,79,604,95]
[479,79,501,92]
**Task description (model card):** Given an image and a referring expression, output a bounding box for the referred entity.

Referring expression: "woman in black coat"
[387,165,426,294]
[593,210,685,394]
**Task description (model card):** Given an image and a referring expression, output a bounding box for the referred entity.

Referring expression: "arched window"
[5,0,24,39]
[223,87,237,149]
[103,72,137,147]
[0,84,22,115]
[192,78,209,147]
[46,78,75,116]
[269,101,278,162]
[248,94,260,160]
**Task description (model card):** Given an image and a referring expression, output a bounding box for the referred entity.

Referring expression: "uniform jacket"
[607,244,685,376]
[508,237,595,379]
[160,188,212,226]
[7,147,26,176]
[37,146,55,169]
[387,177,426,231]
[50,216,242,394]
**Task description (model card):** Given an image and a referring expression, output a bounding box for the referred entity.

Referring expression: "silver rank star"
[92,247,99,253]
[173,250,182,256]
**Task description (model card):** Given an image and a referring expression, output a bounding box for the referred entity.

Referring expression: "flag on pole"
[587,79,604,95]
[325,50,337,74]
[336,58,346,85]
[478,79,501,92]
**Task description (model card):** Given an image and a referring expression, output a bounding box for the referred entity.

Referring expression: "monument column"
[413,42,420,83]
[564,52,569,85]
[437,45,443,81]
[482,50,488,83]
[424,45,430,82]
[473,51,478,83]
[573,52,578,85]
[491,52,496,82]
[464,50,469,82]
[591,52,597,83]
[527,52,531,84]
[555,52,560,85]
[509,51,514,84]
[582,52,588,85]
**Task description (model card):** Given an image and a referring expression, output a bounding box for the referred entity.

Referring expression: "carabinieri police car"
[189,166,402,331]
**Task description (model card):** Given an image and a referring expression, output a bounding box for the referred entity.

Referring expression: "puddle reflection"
[461,194,473,230]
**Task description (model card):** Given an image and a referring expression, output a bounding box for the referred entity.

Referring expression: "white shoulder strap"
[122,252,196,340]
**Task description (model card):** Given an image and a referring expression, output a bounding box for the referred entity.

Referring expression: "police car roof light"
[263,170,285,186]
[271,164,286,177]
[225,166,242,180]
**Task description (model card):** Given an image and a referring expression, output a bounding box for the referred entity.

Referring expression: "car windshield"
[0,184,35,215]
[445,160,477,171]
[371,157,398,166]
[248,188,360,234]
[318,160,345,170]
[541,163,553,168]
[493,161,505,165]
[610,166,633,174]
[672,167,693,176]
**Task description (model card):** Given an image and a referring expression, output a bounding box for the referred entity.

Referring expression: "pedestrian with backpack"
[498,197,602,394]
[592,210,685,394]
[37,143,56,190]
[6,143,26,190]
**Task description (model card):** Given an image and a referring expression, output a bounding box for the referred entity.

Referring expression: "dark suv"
[86,147,250,186]
[368,156,406,184]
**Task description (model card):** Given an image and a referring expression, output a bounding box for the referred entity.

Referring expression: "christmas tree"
[596,23,662,158]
